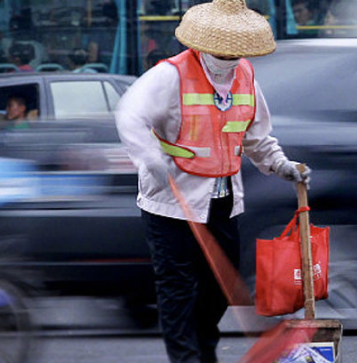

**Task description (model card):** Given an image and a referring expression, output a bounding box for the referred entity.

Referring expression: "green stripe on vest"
[158,139,195,158]
[222,120,251,132]
[232,94,255,107]
[183,93,214,106]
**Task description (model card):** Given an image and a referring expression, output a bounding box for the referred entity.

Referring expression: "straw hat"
[175,0,276,58]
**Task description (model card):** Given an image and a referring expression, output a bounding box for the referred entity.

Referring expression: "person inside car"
[115,0,311,362]
[3,96,27,120]
[0,95,36,128]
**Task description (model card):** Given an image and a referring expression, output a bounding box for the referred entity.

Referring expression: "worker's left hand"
[275,160,311,187]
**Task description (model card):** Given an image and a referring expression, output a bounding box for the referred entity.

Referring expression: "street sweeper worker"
[115,0,311,362]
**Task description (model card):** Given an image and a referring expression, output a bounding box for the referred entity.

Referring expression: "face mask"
[200,53,240,105]
[201,53,240,75]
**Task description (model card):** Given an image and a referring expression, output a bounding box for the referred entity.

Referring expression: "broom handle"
[296,164,316,320]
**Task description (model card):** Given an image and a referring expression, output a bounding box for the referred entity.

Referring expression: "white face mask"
[201,53,240,75]
[200,52,240,105]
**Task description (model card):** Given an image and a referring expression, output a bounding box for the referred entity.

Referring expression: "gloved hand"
[275,160,311,187]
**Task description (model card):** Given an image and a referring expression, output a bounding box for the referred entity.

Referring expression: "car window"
[0,84,40,121]
[104,81,120,111]
[50,81,109,118]
[115,79,135,92]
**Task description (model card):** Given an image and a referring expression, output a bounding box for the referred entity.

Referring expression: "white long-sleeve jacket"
[115,61,288,223]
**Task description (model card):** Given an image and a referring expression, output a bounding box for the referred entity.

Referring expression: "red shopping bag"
[255,207,329,317]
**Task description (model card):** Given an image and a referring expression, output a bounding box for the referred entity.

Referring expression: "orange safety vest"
[155,49,256,178]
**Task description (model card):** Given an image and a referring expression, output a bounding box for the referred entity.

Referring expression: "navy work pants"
[142,194,240,363]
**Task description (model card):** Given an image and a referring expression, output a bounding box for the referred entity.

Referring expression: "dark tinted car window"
[0,83,40,119]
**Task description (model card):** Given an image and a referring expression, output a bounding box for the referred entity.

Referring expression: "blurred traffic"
[0,118,157,302]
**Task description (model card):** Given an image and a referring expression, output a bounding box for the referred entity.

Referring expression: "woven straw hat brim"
[175,0,276,58]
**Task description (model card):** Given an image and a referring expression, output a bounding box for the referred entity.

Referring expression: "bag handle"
[280,206,311,238]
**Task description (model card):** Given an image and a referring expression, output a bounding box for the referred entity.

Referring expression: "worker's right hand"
[274,160,311,188]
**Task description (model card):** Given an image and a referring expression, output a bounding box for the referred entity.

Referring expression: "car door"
[0,76,152,300]
[0,118,152,298]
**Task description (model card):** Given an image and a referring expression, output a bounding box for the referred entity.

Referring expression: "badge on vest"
[214,92,233,111]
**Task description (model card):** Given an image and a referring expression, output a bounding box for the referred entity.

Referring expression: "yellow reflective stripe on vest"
[183,93,254,106]
[232,94,255,107]
[158,140,195,158]
[183,93,214,106]
[152,130,211,158]
[152,130,195,158]
[222,120,251,132]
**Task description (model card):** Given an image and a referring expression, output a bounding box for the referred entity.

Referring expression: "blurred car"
[0,72,152,301]
[0,38,357,328]
[0,118,156,302]
[0,72,136,121]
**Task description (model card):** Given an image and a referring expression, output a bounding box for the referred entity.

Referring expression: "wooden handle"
[296,164,316,320]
